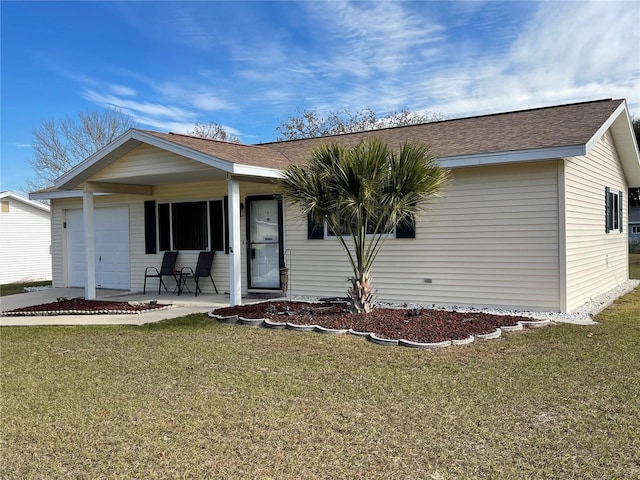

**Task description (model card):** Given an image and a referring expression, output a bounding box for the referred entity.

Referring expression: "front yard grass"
[2,288,639,479]
[630,253,640,279]
[0,280,51,297]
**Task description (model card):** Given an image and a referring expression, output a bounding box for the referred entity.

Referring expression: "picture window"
[157,200,225,251]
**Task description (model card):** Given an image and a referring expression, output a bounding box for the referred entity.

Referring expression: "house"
[0,191,52,284]
[31,99,640,313]
[630,188,640,252]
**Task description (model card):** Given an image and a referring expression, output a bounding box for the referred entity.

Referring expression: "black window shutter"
[223,196,230,254]
[209,200,224,251]
[619,190,624,233]
[307,214,324,239]
[605,187,611,233]
[396,215,416,239]
[144,200,157,254]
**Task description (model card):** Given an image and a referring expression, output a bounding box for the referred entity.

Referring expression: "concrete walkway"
[0,287,237,327]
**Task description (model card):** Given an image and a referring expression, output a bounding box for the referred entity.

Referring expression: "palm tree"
[279,138,449,313]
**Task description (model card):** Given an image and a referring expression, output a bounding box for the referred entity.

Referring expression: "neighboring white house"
[31,99,640,312]
[0,191,52,284]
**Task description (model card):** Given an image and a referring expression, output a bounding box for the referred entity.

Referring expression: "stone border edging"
[315,325,350,335]
[2,305,172,317]
[208,310,552,349]
[475,328,502,340]
[263,318,287,329]
[398,338,452,349]
[368,333,399,346]
[286,322,318,332]
[519,319,551,328]
[238,317,265,327]
[500,322,524,332]
[451,335,475,346]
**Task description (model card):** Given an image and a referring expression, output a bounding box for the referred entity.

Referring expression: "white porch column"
[82,191,96,300]
[227,177,242,306]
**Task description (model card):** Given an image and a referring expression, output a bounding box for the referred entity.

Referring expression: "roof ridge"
[257,98,620,145]
[140,129,273,151]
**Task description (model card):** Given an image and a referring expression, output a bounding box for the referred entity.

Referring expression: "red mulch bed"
[213,301,532,344]
[2,299,169,316]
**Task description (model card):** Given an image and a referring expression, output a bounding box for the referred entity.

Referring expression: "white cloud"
[82,90,193,121]
[109,84,137,97]
[425,1,640,117]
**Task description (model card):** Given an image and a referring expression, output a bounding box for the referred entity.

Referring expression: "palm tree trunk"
[347,274,377,313]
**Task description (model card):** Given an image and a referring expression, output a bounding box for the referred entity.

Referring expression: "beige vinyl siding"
[91,144,218,182]
[50,180,279,294]
[564,130,628,311]
[285,161,562,311]
[0,199,51,283]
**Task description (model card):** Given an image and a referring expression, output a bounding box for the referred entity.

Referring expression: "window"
[605,187,623,234]
[325,218,394,237]
[157,200,225,251]
[632,226,640,234]
[0,200,9,213]
[308,214,415,239]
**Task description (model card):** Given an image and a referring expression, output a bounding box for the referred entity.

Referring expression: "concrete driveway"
[0,287,235,327]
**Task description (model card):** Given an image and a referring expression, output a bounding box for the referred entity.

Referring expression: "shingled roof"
[259,99,625,164]
[141,130,292,170]
[36,98,638,198]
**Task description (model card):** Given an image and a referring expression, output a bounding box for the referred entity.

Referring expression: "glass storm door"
[246,196,283,289]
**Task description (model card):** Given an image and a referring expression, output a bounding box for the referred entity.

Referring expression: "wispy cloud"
[44,0,640,141]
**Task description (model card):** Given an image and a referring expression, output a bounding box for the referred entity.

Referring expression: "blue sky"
[2,1,639,195]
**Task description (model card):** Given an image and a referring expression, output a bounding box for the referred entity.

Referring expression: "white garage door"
[66,207,130,289]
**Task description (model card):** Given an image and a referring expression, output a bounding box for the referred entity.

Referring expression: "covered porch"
[35,129,291,306]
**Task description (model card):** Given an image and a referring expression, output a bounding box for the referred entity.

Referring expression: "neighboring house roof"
[0,191,50,212]
[41,98,640,195]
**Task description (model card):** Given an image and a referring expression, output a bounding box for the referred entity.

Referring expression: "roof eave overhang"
[29,190,110,201]
[231,164,284,178]
[439,145,585,169]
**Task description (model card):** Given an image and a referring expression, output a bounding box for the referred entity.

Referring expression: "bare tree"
[27,109,135,191]
[187,122,240,143]
[275,107,444,140]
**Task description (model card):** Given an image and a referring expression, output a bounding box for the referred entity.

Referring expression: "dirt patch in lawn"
[213,301,535,344]
[2,298,170,316]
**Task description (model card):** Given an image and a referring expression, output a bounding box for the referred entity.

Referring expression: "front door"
[246,196,283,289]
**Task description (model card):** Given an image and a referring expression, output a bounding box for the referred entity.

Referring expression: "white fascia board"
[231,164,284,178]
[29,190,110,201]
[584,101,627,153]
[439,145,585,168]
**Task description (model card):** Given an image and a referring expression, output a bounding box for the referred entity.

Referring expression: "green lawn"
[0,280,51,297]
[631,253,640,279]
[1,288,639,479]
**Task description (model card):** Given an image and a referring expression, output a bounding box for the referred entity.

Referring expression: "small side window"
[605,187,623,233]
